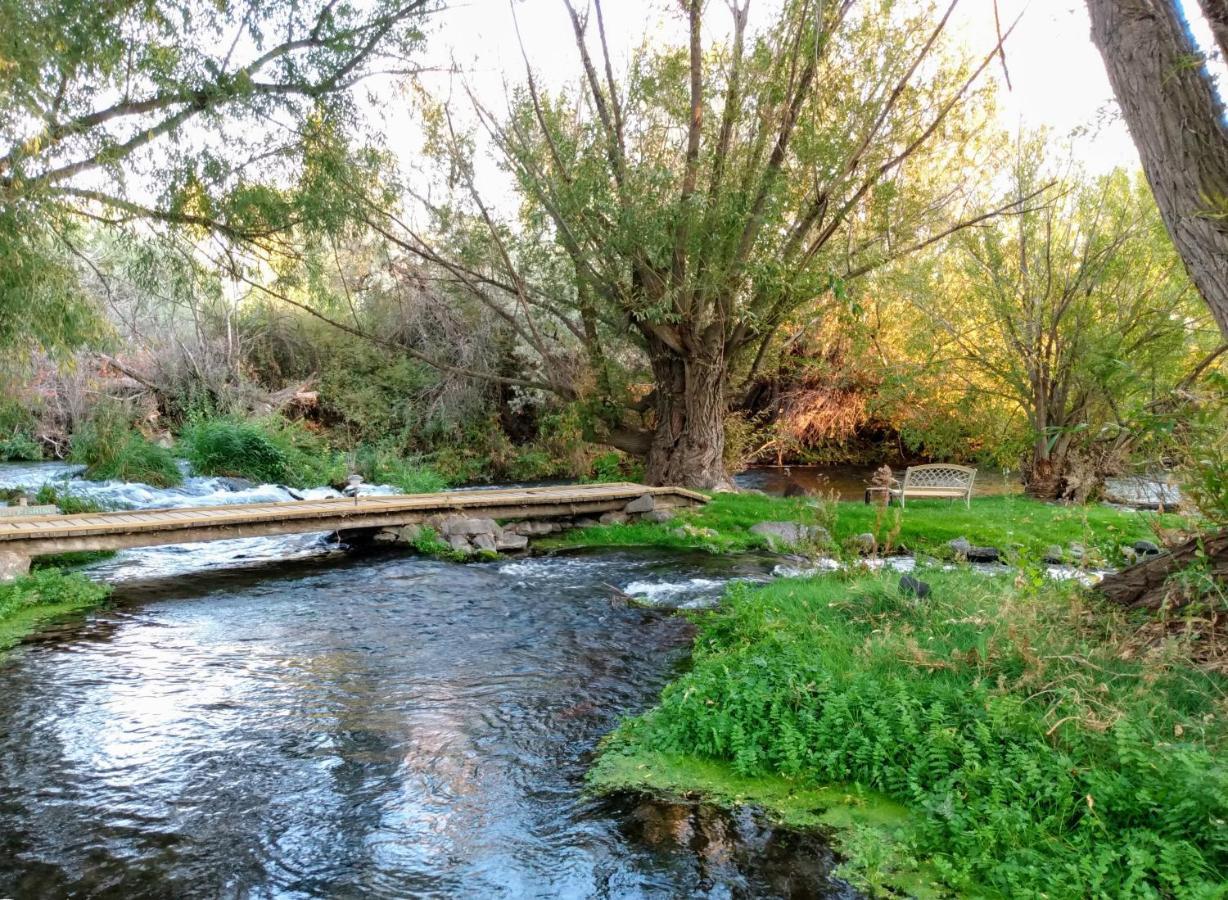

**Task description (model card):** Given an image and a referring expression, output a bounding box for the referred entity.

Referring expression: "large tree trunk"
[642,346,732,490]
[1096,529,1228,609]
[1086,0,1228,339]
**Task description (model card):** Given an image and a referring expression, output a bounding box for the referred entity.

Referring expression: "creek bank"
[588,568,1228,897]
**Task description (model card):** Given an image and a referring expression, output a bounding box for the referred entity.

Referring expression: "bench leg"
[0,550,30,583]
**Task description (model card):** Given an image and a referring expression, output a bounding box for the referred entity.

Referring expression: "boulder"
[1133,539,1161,556]
[851,532,878,555]
[624,494,656,514]
[750,521,829,548]
[642,508,676,523]
[573,517,600,528]
[1043,544,1065,564]
[441,517,497,537]
[518,520,558,536]
[472,533,497,553]
[495,532,529,552]
[599,510,629,525]
[898,574,931,598]
[395,524,428,544]
[447,534,472,553]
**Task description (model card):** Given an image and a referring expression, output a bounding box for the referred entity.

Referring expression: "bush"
[354,446,448,493]
[179,416,345,488]
[604,570,1228,897]
[70,405,182,487]
[0,432,42,461]
[0,568,112,648]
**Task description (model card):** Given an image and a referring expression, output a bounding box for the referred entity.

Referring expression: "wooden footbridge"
[0,483,707,579]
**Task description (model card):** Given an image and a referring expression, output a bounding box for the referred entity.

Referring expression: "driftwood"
[1096,529,1228,610]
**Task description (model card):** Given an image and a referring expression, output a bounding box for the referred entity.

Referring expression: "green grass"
[354,446,448,493]
[0,569,111,651]
[549,492,1183,565]
[592,568,1228,897]
[70,413,182,487]
[178,416,346,489]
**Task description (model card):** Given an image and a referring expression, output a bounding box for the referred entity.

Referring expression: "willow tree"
[389,0,1025,488]
[0,0,438,351]
[1086,0,1228,339]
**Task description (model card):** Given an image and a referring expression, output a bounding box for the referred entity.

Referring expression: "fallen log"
[1095,529,1228,610]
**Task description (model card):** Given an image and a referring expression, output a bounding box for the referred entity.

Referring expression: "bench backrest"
[902,464,976,491]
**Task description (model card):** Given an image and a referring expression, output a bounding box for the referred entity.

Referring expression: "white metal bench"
[889,464,976,508]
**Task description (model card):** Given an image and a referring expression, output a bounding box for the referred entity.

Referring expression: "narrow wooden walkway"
[0,483,706,573]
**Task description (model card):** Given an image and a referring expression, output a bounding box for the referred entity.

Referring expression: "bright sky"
[400,0,1223,181]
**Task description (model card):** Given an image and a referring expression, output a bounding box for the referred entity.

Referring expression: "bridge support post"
[0,549,30,583]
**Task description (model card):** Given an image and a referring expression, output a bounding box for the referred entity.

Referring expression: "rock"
[0,550,30,581]
[750,521,829,547]
[446,534,472,553]
[397,524,427,544]
[1133,539,1161,555]
[624,494,656,514]
[440,516,497,537]
[948,537,1000,563]
[782,482,809,498]
[898,574,931,598]
[599,510,629,525]
[495,532,529,551]
[642,508,676,523]
[1043,544,1065,564]
[851,532,878,555]
[472,533,497,553]
[374,529,399,544]
[518,520,558,536]
[1068,542,1086,561]
[216,476,255,492]
[1121,546,1138,564]
[573,517,600,528]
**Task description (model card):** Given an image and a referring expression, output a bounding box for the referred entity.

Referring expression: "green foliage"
[69,404,182,487]
[603,570,1228,896]
[354,446,447,493]
[178,416,345,489]
[0,568,111,650]
[0,432,42,461]
[1179,373,1228,525]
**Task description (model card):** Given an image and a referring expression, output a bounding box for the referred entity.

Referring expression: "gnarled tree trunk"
[641,344,731,490]
[1096,529,1228,610]
[1086,0,1228,339]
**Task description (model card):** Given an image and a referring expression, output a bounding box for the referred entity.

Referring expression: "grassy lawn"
[590,567,1228,897]
[549,491,1185,564]
[0,569,111,651]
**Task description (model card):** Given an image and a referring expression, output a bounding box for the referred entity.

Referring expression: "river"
[0,463,855,898]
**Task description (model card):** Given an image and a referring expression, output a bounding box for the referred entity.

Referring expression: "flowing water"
[0,463,855,898]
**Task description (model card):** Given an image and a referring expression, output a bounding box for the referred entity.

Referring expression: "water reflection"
[0,550,856,898]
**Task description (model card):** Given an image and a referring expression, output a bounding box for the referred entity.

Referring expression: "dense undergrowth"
[592,569,1228,897]
[177,416,346,489]
[0,569,112,650]
[69,405,182,487]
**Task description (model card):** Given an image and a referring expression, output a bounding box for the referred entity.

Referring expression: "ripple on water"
[0,550,856,899]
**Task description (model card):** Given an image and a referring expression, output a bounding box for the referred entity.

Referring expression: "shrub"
[179,416,345,488]
[0,569,111,641]
[70,405,182,487]
[0,432,42,461]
